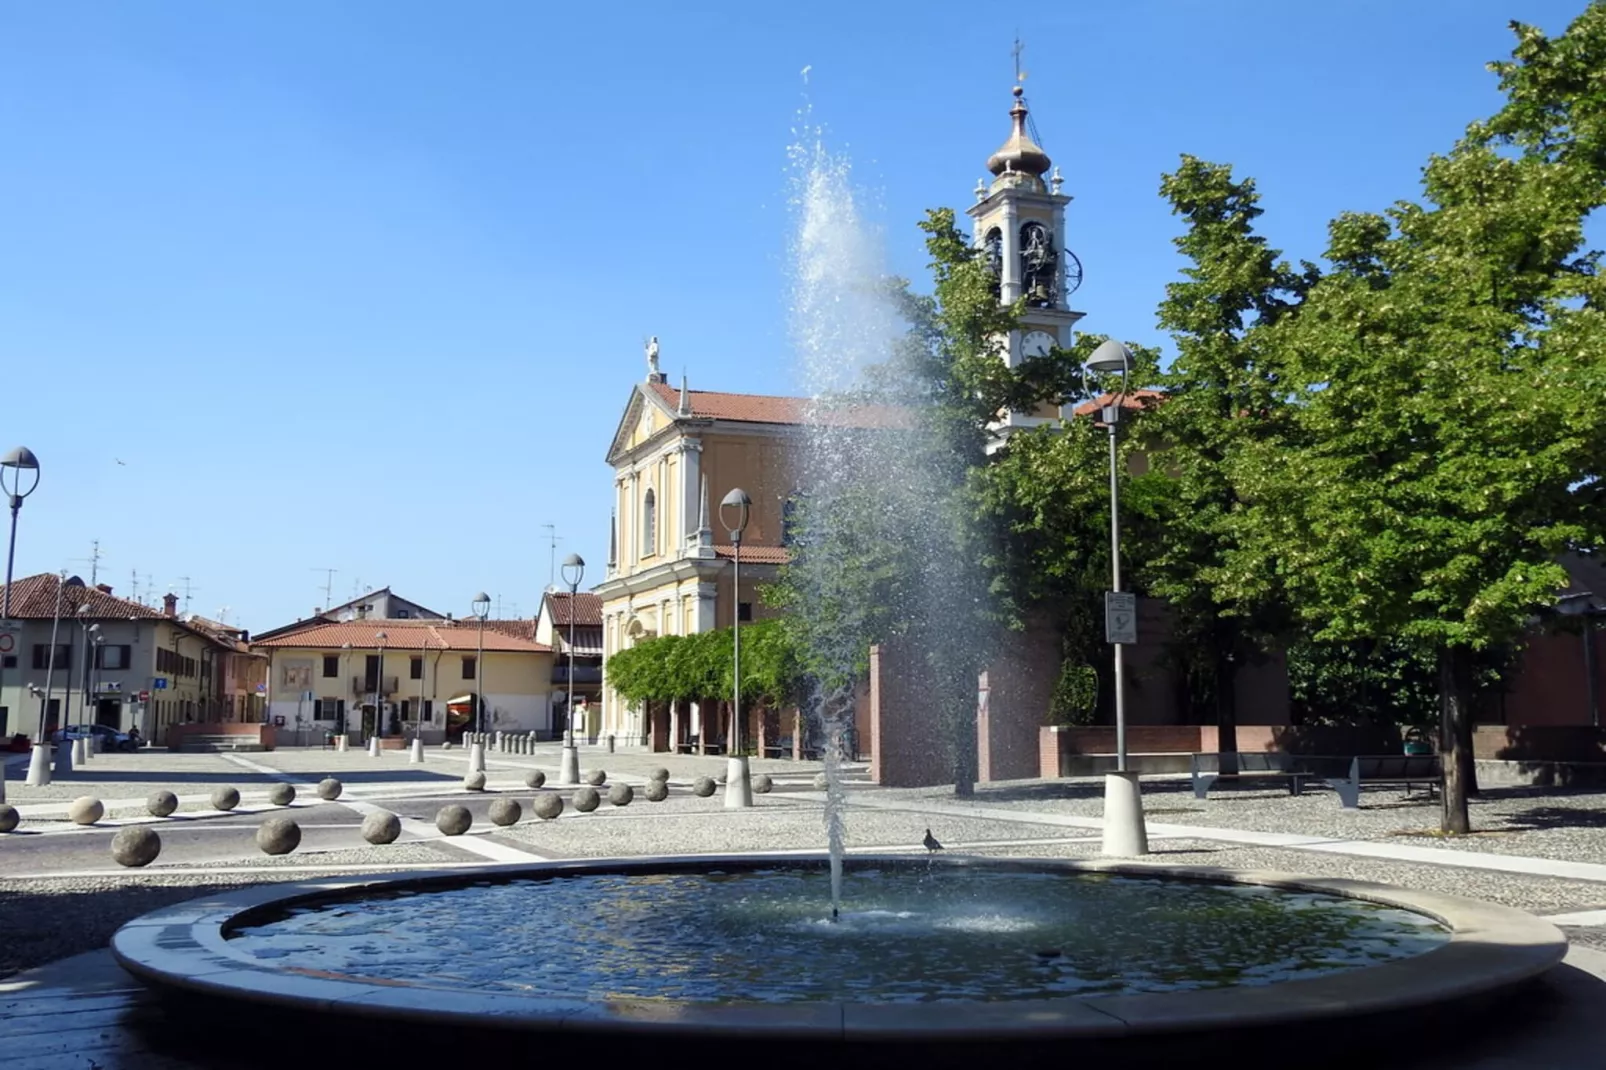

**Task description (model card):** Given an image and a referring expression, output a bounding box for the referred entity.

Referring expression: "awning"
[446,694,476,708]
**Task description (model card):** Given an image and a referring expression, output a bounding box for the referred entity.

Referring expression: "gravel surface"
[151,841,463,870]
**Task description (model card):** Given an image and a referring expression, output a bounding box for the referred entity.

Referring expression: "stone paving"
[7,743,1606,1066]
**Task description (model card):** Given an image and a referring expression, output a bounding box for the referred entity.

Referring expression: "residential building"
[536,590,603,739]
[252,587,446,645]
[187,615,269,723]
[252,619,553,743]
[0,575,231,743]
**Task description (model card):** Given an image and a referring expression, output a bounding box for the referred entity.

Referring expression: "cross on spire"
[1012,35,1026,85]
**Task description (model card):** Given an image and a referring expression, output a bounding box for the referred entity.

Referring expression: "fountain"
[109,91,1567,1065]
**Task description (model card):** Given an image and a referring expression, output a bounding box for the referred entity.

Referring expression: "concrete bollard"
[607,735,616,754]
[336,735,349,753]
[368,736,381,758]
[469,741,486,773]
[24,743,51,787]
[1101,772,1150,857]
[724,756,753,810]
[560,745,580,785]
[409,737,424,764]
[72,737,87,768]
[55,740,74,779]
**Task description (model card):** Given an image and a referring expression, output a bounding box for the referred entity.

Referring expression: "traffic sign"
[0,620,19,656]
[153,678,168,690]
[138,690,150,702]
[1105,592,1137,645]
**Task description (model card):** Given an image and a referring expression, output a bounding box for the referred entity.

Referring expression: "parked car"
[51,724,138,753]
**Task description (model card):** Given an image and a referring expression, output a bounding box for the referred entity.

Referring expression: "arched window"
[642,489,657,556]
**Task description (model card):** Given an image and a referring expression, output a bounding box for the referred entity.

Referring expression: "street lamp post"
[559,556,584,785]
[2,447,40,792]
[472,593,490,738]
[74,608,97,762]
[373,630,388,750]
[1087,339,1148,857]
[26,573,78,786]
[720,488,753,809]
[339,642,353,749]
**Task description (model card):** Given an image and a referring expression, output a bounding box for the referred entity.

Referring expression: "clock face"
[1021,331,1057,359]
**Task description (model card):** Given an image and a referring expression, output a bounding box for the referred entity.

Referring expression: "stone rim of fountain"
[110,854,1565,1040]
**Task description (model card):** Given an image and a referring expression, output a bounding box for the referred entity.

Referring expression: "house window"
[315,698,337,721]
[642,489,656,555]
[32,644,69,670]
[396,610,410,619]
[410,657,423,680]
[322,655,339,678]
[461,656,476,680]
[738,602,753,622]
[96,645,131,670]
[1,655,14,669]
[423,699,434,723]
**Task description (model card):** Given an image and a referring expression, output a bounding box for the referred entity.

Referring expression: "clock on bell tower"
[967,83,1085,436]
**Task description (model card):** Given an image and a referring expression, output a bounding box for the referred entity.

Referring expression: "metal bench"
[1329,754,1442,809]
[1190,752,1324,799]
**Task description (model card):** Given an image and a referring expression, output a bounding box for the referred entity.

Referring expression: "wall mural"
[279,659,314,694]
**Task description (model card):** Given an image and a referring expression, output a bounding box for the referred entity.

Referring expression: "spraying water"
[786,98,901,918]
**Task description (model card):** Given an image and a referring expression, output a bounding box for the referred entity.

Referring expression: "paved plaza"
[5,743,1606,1066]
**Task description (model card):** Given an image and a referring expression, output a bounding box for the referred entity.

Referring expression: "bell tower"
[967,83,1084,434]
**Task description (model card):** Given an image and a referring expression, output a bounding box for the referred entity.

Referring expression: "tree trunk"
[1439,645,1475,835]
[1217,648,1239,776]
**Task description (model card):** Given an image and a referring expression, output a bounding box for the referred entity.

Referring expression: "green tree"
[1228,7,1606,832]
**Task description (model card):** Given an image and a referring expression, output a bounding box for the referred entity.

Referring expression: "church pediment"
[604,384,683,466]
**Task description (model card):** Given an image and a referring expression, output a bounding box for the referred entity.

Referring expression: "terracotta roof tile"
[1,573,165,621]
[713,545,792,565]
[250,619,549,653]
[649,383,907,429]
[476,618,538,641]
[1070,389,1166,419]
[544,592,602,627]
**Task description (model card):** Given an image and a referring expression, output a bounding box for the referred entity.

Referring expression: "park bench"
[1190,752,1324,799]
[1327,754,1442,809]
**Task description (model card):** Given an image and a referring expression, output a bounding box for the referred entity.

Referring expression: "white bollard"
[72,738,86,767]
[409,737,424,763]
[724,756,753,809]
[1101,771,1150,857]
[368,736,381,758]
[559,744,580,785]
[24,743,51,787]
[336,735,348,753]
[469,741,486,773]
[55,739,74,779]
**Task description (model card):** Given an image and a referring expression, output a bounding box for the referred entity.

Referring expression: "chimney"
[163,593,178,618]
[96,584,113,594]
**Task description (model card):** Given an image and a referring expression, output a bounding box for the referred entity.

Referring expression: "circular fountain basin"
[112,855,1564,1044]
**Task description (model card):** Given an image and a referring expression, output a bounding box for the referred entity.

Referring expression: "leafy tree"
[1227,6,1606,832]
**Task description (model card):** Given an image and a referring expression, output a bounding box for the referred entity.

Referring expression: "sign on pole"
[0,620,20,657]
[1105,592,1137,645]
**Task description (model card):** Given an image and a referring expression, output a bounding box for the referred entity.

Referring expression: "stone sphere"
[532,792,564,820]
[111,826,161,868]
[210,786,240,812]
[256,817,301,855]
[268,783,296,806]
[692,776,717,798]
[813,773,830,790]
[0,804,18,833]
[362,810,401,845]
[436,805,472,836]
[644,779,669,802]
[753,774,773,794]
[489,798,523,826]
[573,786,601,813]
[607,783,633,807]
[525,770,546,789]
[583,768,607,787]
[146,790,179,818]
[68,797,104,825]
[441,741,453,751]
[317,778,343,801]
[649,768,670,783]
[463,771,487,792]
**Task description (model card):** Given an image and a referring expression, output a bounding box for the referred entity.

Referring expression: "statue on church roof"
[645,336,661,381]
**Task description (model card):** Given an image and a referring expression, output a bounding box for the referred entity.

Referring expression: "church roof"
[646,382,906,429]
[986,86,1052,179]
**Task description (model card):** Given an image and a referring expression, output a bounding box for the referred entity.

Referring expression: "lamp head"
[720,487,753,538]
[0,446,40,499]
[375,631,387,644]
[1086,339,1133,376]
[560,553,585,590]
[472,592,492,618]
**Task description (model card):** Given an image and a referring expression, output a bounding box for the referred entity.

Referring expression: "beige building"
[252,619,553,744]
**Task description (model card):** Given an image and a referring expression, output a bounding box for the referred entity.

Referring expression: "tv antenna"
[540,524,561,588]
[310,567,338,611]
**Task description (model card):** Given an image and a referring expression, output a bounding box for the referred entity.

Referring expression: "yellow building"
[252,619,553,744]
[596,354,804,748]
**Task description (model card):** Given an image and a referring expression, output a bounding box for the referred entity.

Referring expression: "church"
[594,82,1093,762]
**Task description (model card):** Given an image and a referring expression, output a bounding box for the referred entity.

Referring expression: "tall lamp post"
[472,592,490,737]
[373,630,388,744]
[1087,339,1148,856]
[2,447,39,791]
[559,555,584,785]
[74,613,99,763]
[339,642,353,747]
[720,488,753,809]
[26,573,78,786]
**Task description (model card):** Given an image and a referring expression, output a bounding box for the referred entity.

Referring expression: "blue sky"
[0,0,1589,630]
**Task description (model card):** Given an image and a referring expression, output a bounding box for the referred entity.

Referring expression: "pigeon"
[923,828,943,853]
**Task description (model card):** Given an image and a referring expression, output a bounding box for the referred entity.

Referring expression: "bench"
[1191,752,1324,799]
[1329,754,1442,809]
